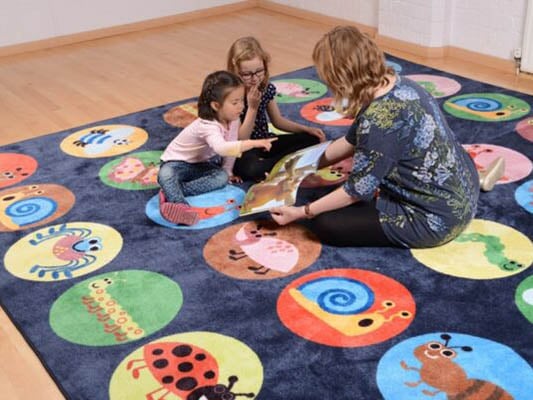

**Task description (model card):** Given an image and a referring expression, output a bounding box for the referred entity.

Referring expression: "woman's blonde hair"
[227,36,271,86]
[313,26,393,118]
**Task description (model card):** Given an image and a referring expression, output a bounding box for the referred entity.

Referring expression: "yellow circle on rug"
[4,222,123,281]
[60,125,148,158]
[411,219,533,279]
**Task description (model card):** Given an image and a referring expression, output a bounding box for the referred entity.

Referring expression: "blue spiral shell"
[452,97,502,111]
[5,197,57,226]
[297,277,374,315]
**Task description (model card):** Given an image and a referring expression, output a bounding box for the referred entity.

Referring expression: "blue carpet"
[1,55,532,400]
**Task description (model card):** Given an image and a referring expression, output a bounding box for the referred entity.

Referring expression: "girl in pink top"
[158,71,276,225]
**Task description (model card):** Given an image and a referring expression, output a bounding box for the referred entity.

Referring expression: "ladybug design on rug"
[126,342,255,399]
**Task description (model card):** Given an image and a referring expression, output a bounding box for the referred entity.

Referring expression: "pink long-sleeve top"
[160,118,242,175]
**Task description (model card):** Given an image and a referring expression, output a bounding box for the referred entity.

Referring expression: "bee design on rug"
[72,126,134,155]
[28,223,102,279]
[401,333,513,399]
[126,342,254,400]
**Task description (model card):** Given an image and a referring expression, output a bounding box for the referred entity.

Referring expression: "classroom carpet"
[1,55,533,400]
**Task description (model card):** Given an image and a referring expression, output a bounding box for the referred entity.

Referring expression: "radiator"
[522,0,533,73]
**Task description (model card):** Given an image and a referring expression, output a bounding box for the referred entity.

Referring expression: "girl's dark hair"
[197,70,243,120]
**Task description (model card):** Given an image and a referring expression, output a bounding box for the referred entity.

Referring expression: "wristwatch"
[304,203,315,219]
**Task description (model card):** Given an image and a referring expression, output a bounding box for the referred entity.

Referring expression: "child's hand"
[305,127,326,141]
[247,85,262,110]
[256,137,277,151]
[229,175,243,184]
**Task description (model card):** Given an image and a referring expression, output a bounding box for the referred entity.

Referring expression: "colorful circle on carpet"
[405,74,461,98]
[443,93,530,122]
[146,185,245,230]
[109,331,263,400]
[516,275,533,324]
[203,219,321,280]
[0,153,38,189]
[411,219,533,279]
[301,156,352,188]
[60,125,148,158]
[300,98,354,126]
[277,268,415,347]
[386,60,402,73]
[0,183,75,232]
[515,179,533,214]
[99,151,162,190]
[272,79,327,103]
[377,332,533,399]
[163,102,198,128]
[4,222,123,281]
[516,116,533,142]
[49,270,183,346]
[463,143,532,185]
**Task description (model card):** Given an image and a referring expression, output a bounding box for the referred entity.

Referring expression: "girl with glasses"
[227,36,326,181]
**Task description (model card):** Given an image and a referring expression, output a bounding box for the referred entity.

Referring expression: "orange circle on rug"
[60,125,148,158]
[163,102,198,128]
[0,153,38,189]
[516,117,533,142]
[277,268,415,347]
[0,183,74,232]
[300,98,354,126]
[203,219,321,280]
[411,219,533,279]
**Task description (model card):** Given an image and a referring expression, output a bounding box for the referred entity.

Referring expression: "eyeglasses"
[239,68,265,80]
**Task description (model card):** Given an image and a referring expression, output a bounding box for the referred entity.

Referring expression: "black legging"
[306,199,395,247]
[234,133,320,181]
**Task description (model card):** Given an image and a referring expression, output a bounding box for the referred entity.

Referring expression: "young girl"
[226,36,326,181]
[158,70,276,225]
[270,26,480,249]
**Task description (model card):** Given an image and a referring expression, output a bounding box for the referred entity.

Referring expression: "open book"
[239,140,331,216]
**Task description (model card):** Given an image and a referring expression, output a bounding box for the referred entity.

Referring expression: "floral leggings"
[157,159,228,203]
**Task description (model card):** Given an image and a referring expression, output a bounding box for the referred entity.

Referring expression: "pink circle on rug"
[405,74,461,98]
[463,143,533,184]
[516,117,533,142]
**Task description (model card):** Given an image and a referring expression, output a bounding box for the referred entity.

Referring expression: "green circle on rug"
[272,79,327,103]
[443,93,530,122]
[516,275,533,324]
[411,219,533,279]
[50,270,183,346]
[99,151,162,190]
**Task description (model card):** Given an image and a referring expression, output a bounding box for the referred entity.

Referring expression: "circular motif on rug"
[405,74,461,98]
[301,156,352,188]
[60,125,148,158]
[109,331,263,400]
[516,116,533,142]
[516,275,533,324]
[50,270,183,346]
[301,98,354,126]
[272,78,327,103]
[515,179,533,214]
[0,153,38,189]
[163,102,198,128]
[203,219,321,280]
[386,60,402,73]
[443,93,530,122]
[0,183,75,232]
[411,219,533,279]
[277,268,415,347]
[4,222,123,281]
[99,151,162,190]
[377,332,533,399]
[463,143,532,185]
[146,185,245,230]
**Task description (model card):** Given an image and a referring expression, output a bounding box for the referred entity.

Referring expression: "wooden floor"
[1,7,533,399]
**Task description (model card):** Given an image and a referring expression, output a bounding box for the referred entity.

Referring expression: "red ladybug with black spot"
[126,341,255,400]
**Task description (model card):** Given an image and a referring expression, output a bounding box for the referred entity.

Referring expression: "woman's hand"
[229,175,243,184]
[270,205,305,225]
[247,85,262,110]
[304,126,326,141]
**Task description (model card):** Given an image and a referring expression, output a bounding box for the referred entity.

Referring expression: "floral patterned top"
[241,83,277,139]
[344,75,479,248]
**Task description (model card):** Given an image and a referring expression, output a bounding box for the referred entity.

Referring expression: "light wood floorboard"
[1,7,533,399]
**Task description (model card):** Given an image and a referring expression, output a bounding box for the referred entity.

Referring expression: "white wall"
[269,0,528,61]
[0,0,241,47]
